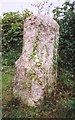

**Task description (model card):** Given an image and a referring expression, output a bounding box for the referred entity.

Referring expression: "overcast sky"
[0,0,74,18]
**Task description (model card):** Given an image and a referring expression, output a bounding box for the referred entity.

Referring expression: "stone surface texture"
[14,15,59,107]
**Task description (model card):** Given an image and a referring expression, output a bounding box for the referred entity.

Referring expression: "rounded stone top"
[24,15,59,32]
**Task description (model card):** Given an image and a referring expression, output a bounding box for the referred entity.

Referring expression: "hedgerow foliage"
[53,2,75,113]
[2,2,75,118]
[53,2,75,74]
[2,2,75,74]
[2,9,31,65]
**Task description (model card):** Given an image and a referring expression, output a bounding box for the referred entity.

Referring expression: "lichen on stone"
[14,15,59,107]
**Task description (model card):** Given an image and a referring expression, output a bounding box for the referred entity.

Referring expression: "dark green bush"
[2,9,31,66]
[60,70,75,88]
[53,2,75,74]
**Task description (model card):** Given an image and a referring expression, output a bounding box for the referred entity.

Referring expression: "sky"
[0,0,74,18]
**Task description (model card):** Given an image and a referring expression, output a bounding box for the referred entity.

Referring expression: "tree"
[53,1,75,74]
[31,0,52,15]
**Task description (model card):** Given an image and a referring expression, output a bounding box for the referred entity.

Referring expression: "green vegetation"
[53,1,75,74]
[2,1,75,118]
[2,66,75,118]
[2,9,31,66]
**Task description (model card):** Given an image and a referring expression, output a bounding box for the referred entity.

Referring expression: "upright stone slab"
[14,15,59,107]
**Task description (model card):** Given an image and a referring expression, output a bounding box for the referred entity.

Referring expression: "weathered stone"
[14,15,59,107]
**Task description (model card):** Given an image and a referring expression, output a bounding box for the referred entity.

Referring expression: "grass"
[2,66,75,118]
[2,66,14,103]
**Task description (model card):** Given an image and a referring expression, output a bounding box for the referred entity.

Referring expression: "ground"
[2,66,75,118]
